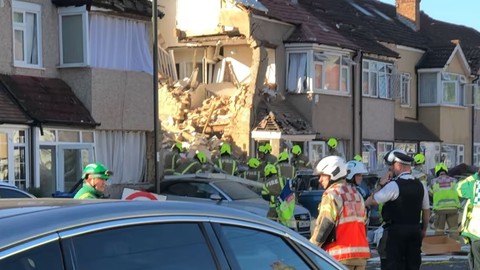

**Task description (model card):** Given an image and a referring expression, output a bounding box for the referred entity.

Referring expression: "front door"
[58,145,93,192]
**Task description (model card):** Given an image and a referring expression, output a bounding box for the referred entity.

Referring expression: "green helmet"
[264,164,278,177]
[327,138,338,149]
[258,144,271,154]
[82,163,113,180]
[291,145,302,155]
[414,153,425,165]
[247,158,260,169]
[278,151,289,163]
[195,151,207,164]
[354,154,362,162]
[172,142,185,152]
[435,163,448,176]
[220,143,231,155]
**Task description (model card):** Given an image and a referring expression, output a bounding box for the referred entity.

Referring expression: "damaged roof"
[0,75,98,128]
[51,0,164,18]
[254,99,315,136]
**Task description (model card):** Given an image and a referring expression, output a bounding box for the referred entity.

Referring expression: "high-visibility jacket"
[431,174,460,211]
[261,175,285,208]
[318,182,370,261]
[456,173,480,240]
[74,183,102,199]
[275,162,296,180]
[174,160,202,175]
[164,152,180,175]
[242,169,262,182]
[291,154,311,170]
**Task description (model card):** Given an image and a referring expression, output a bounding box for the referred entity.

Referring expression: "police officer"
[74,163,113,199]
[365,149,430,270]
[241,157,262,182]
[212,142,238,175]
[164,142,186,175]
[174,151,207,175]
[310,156,370,269]
[261,164,285,220]
[290,145,311,170]
[275,151,296,180]
[429,163,461,239]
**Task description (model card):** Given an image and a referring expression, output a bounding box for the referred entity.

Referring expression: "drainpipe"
[152,0,160,192]
[472,75,479,164]
[352,50,363,158]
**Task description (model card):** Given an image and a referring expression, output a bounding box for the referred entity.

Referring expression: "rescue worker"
[455,169,480,269]
[164,142,186,175]
[174,151,207,175]
[346,160,370,200]
[412,153,428,188]
[290,145,311,170]
[261,164,285,220]
[429,163,461,239]
[257,143,277,172]
[74,163,113,199]
[241,157,262,182]
[310,156,370,269]
[212,142,238,175]
[365,149,430,270]
[327,137,339,155]
[275,151,296,180]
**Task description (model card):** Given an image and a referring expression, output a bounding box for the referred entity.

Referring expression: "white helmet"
[346,160,368,180]
[314,156,347,181]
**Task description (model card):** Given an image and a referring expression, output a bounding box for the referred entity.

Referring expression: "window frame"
[308,141,326,166]
[419,71,464,106]
[400,72,411,107]
[362,59,393,99]
[58,6,89,67]
[12,0,43,68]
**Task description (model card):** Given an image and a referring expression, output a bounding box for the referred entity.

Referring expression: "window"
[377,142,393,170]
[362,142,376,170]
[59,6,88,66]
[217,225,311,269]
[286,52,308,93]
[474,144,480,167]
[400,73,411,106]
[0,187,31,198]
[12,1,42,67]
[68,223,216,270]
[441,144,464,167]
[314,53,350,93]
[0,240,63,270]
[362,60,392,99]
[394,143,417,155]
[419,72,463,106]
[309,141,326,166]
[0,129,29,189]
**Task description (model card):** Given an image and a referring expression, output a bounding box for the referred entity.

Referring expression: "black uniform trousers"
[379,224,422,270]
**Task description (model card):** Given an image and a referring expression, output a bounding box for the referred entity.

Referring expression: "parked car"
[0,199,346,270]
[0,182,35,198]
[162,173,312,238]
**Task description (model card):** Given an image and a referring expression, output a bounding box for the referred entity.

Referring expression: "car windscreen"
[213,181,260,200]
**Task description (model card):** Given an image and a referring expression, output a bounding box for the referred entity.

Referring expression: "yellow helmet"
[278,151,289,163]
[327,138,338,149]
[220,143,231,155]
[247,158,260,169]
[353,154,362,162]
[435,163,448,176]
[264,164,278,177]
[414,153,425,165]
[195,151,207,164]
[291,145,302,155]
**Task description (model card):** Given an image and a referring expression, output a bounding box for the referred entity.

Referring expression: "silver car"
[0,199,346,269]
[162,173,312,238]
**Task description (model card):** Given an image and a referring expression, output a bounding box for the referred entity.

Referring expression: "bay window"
[419,72,463,106]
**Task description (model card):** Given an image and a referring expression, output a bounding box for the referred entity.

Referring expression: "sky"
[379,0,480,32]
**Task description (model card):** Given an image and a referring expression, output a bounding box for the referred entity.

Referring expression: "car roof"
[0,198,287,251]
[0,182,18,188]
[163,173,264,188]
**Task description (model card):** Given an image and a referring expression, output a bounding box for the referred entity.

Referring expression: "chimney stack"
[396,0,421,31]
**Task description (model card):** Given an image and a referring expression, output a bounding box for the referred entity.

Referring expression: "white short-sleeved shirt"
[373,172,429,209]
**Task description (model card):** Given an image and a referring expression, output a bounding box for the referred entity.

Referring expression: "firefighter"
[212,142,238,175]
[241,157,262,182]
[365,149,430,270]
[275,151,296,180]
[290,145,311,170]
[174,151,207,175]
[74,163,113,199]
[257,143,277,172]
[346,160,370,200]
[429,163,461,239]
[412,153,428,187]
[164,142,186,175]
[455,168,480,269]
[261,164,285,220]
[310,156,370,269]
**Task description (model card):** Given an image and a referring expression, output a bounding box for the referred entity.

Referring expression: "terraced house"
[0,0,162,196]
[158,0,480,173]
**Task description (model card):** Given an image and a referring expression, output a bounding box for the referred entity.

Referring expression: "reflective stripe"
[79,192,93,199]
[328,246,371,257]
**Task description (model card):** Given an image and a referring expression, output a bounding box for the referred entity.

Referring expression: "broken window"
[286,52,308,93]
